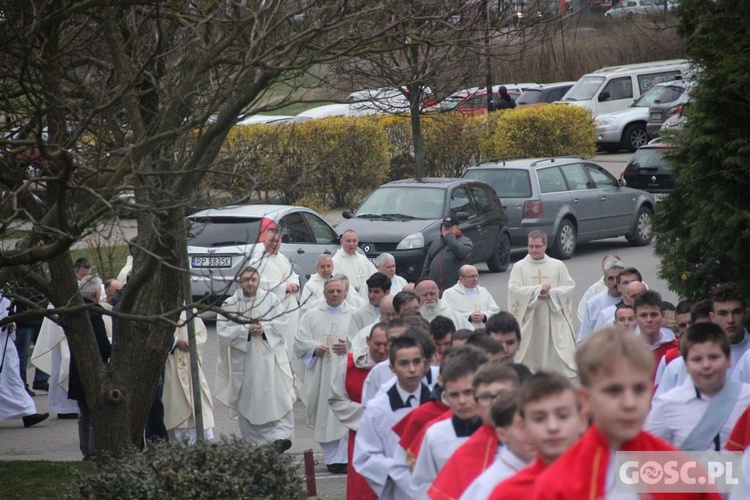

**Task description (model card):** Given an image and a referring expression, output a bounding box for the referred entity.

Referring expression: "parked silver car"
[463,158,656,259]
[604,0,660,18]
[595,80,684,152]
[187,204,340,308]
[647,80,691,137]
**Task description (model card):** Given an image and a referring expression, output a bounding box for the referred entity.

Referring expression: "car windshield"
[626,148,673,173]
[633,85,673,107]
[463,169,532,198]
[187,217,261,246]
[439,96,465,111]
[651,85,685,105]
[516,89,543,105]
[562,76,606,101]
[355,186,445,219]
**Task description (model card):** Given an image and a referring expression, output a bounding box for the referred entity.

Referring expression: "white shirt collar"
[497,445,530,472]
[395,383,421,407]
[325,304,344,314]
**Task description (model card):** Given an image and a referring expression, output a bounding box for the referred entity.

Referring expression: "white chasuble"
[215,289,294,425]
[332,249,378,293]
[508,254,577,380]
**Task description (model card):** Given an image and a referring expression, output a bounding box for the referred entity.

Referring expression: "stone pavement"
[0,322,347,499]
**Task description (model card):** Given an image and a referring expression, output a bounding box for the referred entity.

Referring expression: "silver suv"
[463,158,656,259]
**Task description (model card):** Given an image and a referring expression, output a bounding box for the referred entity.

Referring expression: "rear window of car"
[463,169,532,198]
[654,85,684,104]
[188,217,261,246]
[625,147,673,174]
[516,89,543,106]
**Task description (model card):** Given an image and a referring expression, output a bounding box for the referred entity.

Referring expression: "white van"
[559,59,690,116]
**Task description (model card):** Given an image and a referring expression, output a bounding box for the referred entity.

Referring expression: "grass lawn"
[0,461,95,499]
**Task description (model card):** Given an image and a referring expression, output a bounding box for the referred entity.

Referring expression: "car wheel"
[551,219,576,260]
[623,124,649,152]
[626,206,653,246]
[487,232,511,272]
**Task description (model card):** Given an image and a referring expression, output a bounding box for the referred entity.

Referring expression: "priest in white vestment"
[577,260,624,343]
[508,231,577,381]
[359,252,408,301]
[163,311,215,445]
[415,279,473,330]
[295,277,354,469]
[301,254,361,313]
[249,228,300,359]
[0,294,49,427]
[574,253,621,322]
[351,295,397,354]
[31,306,80,416]
[442,265,501,329]
[332,229,377,293]
[215,266,295,448]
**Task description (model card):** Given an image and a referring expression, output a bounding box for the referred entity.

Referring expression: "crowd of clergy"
[2,224,750,498]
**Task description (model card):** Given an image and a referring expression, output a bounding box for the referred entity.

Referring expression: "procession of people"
[1,225,748,499]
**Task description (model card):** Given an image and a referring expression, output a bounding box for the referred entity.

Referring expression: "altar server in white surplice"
[332,229,377,293]
[249,227,300,361]
[295,276,355,470]
[354,335,430,499]
[442,265,500,330]
[415,279,472,330]
[163,310,215,445]
[508,230,577,382]
[0,294,49,427]
[215,266,295,447]
[350,272,390,338]
[31,308,80,416]
[359,253,408,301]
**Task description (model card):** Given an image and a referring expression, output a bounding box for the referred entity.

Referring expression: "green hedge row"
[206,105,595,211]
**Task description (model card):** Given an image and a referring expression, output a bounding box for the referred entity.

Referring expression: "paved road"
[3,151,672,500]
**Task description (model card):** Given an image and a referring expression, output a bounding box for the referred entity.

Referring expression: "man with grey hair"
[68,275,111,460]
[301,254,360,313]
[576,254,621,322]
[359,253,408,301]
[577,259,626,341]
[295,276,356,473]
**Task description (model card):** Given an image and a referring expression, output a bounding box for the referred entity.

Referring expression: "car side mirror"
[455,211,469,222]
[618,178,627,187]
[598,91,610,102]
[342,210,353,219]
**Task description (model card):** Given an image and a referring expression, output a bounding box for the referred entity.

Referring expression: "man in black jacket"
[421,216,474,295]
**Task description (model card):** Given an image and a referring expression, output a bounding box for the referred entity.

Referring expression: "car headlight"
[396,232,425,250]
[596,117,616,126]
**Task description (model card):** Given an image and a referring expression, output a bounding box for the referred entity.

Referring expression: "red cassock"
[726,405,750,451]
[429,424,499,500]
[652,340,679,381]
[530,425,722,500]
[392,399,450,466]
[488,458,548,499]
[344,353,378,500]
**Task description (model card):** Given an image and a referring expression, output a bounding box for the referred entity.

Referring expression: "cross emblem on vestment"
[532,270,548,285]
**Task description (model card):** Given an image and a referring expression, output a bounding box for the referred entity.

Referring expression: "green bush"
[71,437,305,499]
[478,104,596,160]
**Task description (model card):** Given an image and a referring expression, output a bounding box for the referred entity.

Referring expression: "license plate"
[650,113,661,121]
[654,193,669,201]
[191,256,232,268]
[369,258,377,265]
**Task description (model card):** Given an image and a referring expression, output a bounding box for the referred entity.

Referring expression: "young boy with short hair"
[488,372,585,499]
[411,351,487,497]
[353,334,430,499]
[532,327,721,499]
[460,390,535,499]
[633,290,678,379]
[430,362,520,500]
[646,322,750,450]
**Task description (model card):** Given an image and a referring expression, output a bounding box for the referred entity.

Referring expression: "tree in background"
[0,0,392,457]
[654,0,750,300]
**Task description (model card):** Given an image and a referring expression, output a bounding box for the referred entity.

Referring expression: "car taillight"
[258,217,277,242]
[523,200,543,218]
[667,105,683,116]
